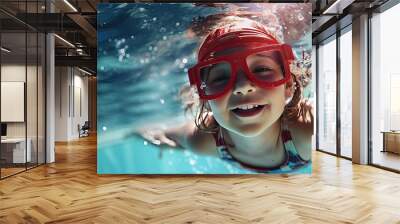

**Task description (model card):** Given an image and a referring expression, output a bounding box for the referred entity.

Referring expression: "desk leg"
[382,133,386,153]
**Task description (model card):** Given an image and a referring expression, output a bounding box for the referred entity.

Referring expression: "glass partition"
[1,30,28,177]
[0,1,46,179]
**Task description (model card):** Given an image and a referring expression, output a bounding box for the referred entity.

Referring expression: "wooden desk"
[1,138,31,163]
[381,131,400,154]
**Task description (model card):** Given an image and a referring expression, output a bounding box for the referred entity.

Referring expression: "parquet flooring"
[373,151,400,171]
[1,167,25,178]
[1,135,400,223]
[1,163,42,178]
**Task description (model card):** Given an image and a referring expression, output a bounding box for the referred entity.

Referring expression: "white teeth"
[236,105,260,110]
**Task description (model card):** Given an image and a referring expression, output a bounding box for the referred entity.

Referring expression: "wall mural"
[97,3,313,174]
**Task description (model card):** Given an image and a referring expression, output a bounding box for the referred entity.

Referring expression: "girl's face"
[207,46,291,137]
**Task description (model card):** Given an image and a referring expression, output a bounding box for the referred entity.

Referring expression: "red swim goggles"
[188,29,295,100]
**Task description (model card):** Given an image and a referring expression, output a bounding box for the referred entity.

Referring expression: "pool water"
[97,132,311,174]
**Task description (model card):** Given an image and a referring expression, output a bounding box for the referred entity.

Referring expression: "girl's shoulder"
[187,115,219,156]
[188,129,219,156]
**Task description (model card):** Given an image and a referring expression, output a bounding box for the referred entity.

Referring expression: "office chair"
[79,121,90,138]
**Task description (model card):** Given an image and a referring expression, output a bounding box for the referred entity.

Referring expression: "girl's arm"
[139,121,218,156]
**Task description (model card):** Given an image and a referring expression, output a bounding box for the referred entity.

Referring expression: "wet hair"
[181,15,312,133]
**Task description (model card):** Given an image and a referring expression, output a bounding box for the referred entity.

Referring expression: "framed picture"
[98,3,312,174]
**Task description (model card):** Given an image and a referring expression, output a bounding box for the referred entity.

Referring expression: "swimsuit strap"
[214,123,310,173]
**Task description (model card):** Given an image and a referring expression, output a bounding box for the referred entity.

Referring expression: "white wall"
[1,65,41,138]
[72,73,89,138]
[1,65,26,81]
[1,65,26,125]
[55,66,69,141]
[1,82,25,122]
[55,67,89,141]
[1,65,26,139]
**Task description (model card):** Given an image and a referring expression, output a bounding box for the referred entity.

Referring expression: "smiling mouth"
[231,104,269,117]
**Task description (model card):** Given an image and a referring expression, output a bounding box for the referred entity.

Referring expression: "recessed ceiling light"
[63,0,78,12]
[54,34,75,48]
[78,67,93,76]
[323,0,355,15]
[1,47,11,53]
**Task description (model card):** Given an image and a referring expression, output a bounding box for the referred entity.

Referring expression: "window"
[371,2,400,171]
[317,36,337,154]
[339,27,352,158]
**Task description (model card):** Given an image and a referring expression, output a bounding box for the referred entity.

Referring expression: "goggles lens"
[199,62,231,96]
[245,50,284,82]
[197,49,286,98]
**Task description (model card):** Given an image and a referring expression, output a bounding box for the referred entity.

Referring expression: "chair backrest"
[82,121,90,129]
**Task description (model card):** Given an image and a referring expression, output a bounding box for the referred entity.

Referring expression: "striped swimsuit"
[214,126,310,174]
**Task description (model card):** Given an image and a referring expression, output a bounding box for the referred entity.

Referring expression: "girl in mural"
[141,15,313,173]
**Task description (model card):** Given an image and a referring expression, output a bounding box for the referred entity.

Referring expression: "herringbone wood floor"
[1,135,400,224]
